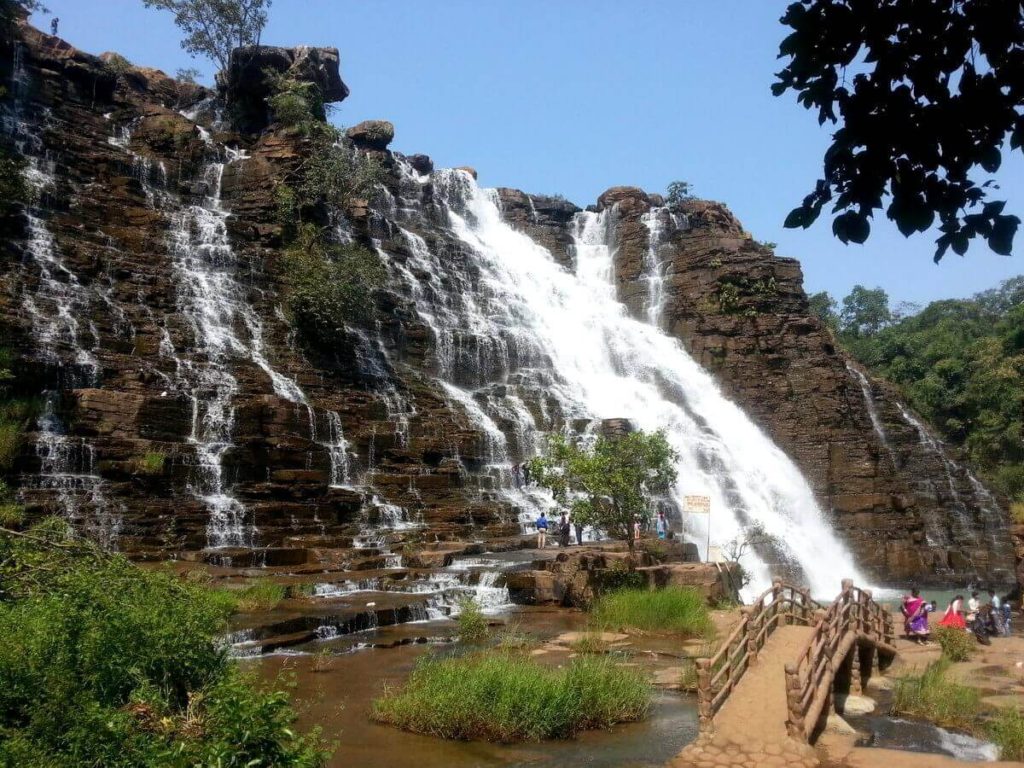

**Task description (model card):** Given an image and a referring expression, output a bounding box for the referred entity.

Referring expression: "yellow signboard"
[683,495,711,514]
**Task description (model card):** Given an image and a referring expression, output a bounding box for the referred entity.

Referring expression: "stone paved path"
[671,625,820,768]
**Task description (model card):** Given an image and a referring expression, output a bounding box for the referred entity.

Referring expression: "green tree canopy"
[528,430,678,552]
[807,290,838,328]
[840,285,892,337]
[774,0,1023,261]
[142,0,271,73]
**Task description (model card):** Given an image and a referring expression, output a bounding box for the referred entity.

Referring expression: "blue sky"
[32,0,1023,306]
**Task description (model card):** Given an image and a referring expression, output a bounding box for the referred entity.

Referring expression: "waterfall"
[373,167,863,597]
[4,44,121,543]
[640,206,680,327]
[846,362,898,468]
[896,403,1006,554]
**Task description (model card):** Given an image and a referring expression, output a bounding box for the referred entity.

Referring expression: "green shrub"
[591,587,714,639]
[891,659,980,730]
[987,707,1024,762]
[104,52,133,75]
[456,596,488,643]
[0,521,328,766]
[570,632,608,655]
[283,225,385,347]
[371,651,650,741]
[266,71,326,132]
[0,502,23,527]
[934,626,975,662]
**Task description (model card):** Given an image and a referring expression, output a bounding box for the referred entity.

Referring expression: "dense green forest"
[809,277,1024,520]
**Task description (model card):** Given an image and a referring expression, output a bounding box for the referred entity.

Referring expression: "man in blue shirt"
[536,512,548,549]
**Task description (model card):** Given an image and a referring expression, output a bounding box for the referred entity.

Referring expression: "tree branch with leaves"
[143,0,271,74]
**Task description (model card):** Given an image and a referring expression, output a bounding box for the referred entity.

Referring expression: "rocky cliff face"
[0,22,1014,588]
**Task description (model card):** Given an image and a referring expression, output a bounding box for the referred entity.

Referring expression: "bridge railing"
[784,579,896,741]
[695,579,822,730]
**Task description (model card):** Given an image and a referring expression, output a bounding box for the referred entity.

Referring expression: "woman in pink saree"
[902,588,931,643]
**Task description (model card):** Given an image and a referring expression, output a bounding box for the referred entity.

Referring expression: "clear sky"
[31,0,1023,307]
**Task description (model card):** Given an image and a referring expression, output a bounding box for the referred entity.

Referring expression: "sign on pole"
[682,495,712,561]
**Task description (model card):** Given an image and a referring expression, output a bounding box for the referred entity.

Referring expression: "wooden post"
[741,606,759,664]
[850,644,863,695]
[772,580,785,626]
[784,662,805,739]
[696,659,712,730]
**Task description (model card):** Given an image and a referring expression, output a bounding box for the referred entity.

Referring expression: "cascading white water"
[4,46,121,543]
[386,169,864,596]
[896,403,1006,553]
[640,206,682,326]
[846,362,897,468]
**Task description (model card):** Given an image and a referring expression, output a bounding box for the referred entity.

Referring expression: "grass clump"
[134,450,166,476]
[934,626,976,662]
[570,632,609,655]
[0,519,328,767]
[456,596,488,643]
[891,659,981,730]
[592,586,714,639]
[987,707,1024,761]
[372,650,650,741]
[233,579,287,612]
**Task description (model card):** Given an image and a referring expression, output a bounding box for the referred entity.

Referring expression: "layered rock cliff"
[0,21,1015,588]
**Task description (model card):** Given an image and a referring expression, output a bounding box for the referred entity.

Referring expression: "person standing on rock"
[558,513,571,547]
[535,512,548,549]
[656,511,668,540]
[522,462,532,486]
[50,17,58,36]
[574,519,584,546]
[511,463,522,489]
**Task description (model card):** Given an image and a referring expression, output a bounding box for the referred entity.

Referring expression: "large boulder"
[218,44,349,132]
[345,120,394,150]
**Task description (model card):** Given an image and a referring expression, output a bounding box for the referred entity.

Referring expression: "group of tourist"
[534,512,583,549]
[534,510,672,549]
[902,587,1013,644]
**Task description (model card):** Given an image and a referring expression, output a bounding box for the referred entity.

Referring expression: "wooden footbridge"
[673,579,897,768]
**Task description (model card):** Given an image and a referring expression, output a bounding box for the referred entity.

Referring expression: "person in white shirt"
[967,590,981,622]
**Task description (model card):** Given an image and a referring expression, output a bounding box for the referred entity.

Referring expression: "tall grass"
[233,580,286,612]
[891,659,980,730]
[456,596,488,643]
[591,587,714,638]
[372,651,650,741]
[987,707,1024,761]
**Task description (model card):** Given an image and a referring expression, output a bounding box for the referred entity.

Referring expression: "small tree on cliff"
[143,0,271,73]
[528,430,678,553]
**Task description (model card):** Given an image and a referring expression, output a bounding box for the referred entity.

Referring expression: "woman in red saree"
[902,588,931,643]
[938,594,967,629]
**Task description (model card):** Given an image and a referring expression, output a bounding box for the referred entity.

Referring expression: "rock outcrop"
[218,43,349,131]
